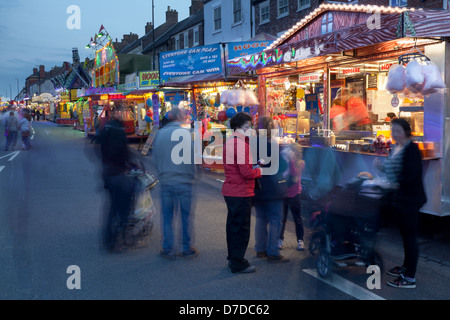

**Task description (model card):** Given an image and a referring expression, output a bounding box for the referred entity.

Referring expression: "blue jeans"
[159,183,193,254]
[254,200,282,257]
[22,135,31,149]
[5,131,18,150]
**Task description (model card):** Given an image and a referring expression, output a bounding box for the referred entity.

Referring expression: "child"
[279,143,305,251]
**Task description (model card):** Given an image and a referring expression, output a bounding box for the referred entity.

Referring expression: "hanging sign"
[228,41,274,60]
[159,44,222,83]
[139,71,160,88]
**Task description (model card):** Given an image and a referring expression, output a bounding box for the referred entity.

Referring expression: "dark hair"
[229,112,252,130]
[391,118,411,137]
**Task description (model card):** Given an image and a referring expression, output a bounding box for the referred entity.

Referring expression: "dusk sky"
[0,0,191,101]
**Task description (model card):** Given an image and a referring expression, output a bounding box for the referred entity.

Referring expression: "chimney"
[39,65,45,79]
[189,0,203,16]
[33,68,38,75]
[145,22,153,35]
[166,6,178,25]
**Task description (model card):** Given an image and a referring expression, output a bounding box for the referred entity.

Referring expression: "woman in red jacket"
[223,112,262,274]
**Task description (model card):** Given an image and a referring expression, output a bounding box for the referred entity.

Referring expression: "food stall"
[227,3,450,216]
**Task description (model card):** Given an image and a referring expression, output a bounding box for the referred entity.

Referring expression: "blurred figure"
[375,118,426,288]
[4,111,19,151]
[91,112,101,144]
[153,107,197,260]
[18,109,31,150]
[222,112,262,273]
[279,143,306,251]
[253,117,289,263]
[330,96,349,131]
[99,114,135,252]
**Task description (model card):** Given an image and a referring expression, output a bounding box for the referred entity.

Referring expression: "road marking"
[0,166,5,173]
[31,128,36,140]
[216,179,225,183]
[0,151,20,161]
[303,269,385,300]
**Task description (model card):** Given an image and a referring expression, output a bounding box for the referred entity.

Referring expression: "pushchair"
[308,173,388,278]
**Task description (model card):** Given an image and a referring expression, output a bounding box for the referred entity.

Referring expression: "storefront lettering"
[342,68,361,75]
[84,86,116,96]
[233,41,270,52]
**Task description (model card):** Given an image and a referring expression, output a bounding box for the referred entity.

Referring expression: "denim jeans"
[159,183,193,254]
[22,135,31,149]
[254,200,282,257]
[5,131,17,150]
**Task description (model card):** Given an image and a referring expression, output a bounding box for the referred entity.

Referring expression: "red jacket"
[222,132,262,197]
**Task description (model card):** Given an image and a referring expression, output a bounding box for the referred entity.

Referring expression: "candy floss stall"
[227,3,450,216]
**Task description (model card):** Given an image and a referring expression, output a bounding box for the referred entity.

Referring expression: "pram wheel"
[316,250,332,278]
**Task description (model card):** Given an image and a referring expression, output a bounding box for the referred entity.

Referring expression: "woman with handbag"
[253,117,289,263]
[375,118,427,288]
[18,109,32,150]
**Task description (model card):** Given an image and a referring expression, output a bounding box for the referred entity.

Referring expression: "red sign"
[342,67,360,75]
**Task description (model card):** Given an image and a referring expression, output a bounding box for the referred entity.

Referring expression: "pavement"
[128,139,450,276]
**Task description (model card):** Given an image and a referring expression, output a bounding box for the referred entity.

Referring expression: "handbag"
[4,129,8,137]
[22,130,31,137]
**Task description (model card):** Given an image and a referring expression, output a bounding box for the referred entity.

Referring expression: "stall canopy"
[228,3,450,75]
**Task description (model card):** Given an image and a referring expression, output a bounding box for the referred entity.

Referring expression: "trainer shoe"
[267,255,290,263]
[387,266,406,277]
[234,266,256,274]
[387,274,416,289]
[297,240,305,251]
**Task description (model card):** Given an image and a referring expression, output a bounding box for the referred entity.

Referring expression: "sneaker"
[267,255,290,263]
[297,240,305,251]
[160,249,176,261]
[277,239,283,249]
[387,274,416,289]
[256,251,267,258]
[180,248,198,259]
[234,265,256,274]
[387,266,406,277]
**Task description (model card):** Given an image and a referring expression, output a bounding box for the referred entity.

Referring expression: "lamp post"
[152,0,155,71]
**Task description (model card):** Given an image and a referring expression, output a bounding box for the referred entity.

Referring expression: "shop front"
[228,3,450,216]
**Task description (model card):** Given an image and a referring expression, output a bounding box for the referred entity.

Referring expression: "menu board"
[367,74,378,90]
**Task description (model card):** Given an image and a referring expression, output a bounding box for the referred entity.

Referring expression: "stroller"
[309,173,388,278]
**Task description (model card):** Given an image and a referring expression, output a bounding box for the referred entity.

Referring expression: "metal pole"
[16,78,19,99]
[9,84,12,100]
[152,0,155,71]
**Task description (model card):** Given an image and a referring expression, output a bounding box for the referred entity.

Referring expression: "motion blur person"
[18,109,31,150]
[4,111,19,151]
[375,118,426,288]
[99,112,135,252]
[253,117,288,263]
[222,112,262,273]
[279,143,306,251]
[153,107,197,260]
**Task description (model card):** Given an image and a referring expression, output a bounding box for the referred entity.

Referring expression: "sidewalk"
[129,143,450,276]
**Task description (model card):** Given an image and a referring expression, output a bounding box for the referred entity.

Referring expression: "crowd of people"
[2,106,32,151]
[97,107,425,289]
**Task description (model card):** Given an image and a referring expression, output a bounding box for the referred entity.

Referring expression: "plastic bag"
[386,64,406,93]
[422,61,446,95]
[406,59,424,94]
[244,90,258,106]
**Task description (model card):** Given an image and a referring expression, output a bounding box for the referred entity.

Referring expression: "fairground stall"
[228,3,450,216]
[159,44,258,171]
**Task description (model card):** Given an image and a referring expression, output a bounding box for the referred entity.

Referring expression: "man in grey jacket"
[4,111,19,151]
[153,107,197,259]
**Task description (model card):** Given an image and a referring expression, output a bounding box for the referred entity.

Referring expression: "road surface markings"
[0,151,20,162]
[31,128,36,140]
[303,269,385,300]
[216,179,225,183]
[0,166,5,173]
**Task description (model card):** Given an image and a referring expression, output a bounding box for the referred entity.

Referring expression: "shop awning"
[227,3,450,75]
[159,72,255,88]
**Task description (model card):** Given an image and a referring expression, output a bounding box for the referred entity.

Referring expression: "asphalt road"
[0,121,449,301]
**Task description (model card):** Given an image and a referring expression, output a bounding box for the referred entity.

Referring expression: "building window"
[233,0,242,24]
[277,0,289,18]
[298,0,310,11]
[175,36,180,50]
[321,12,333,34]
[260,1,270,24]
[214,6,222,31]
[193,27,199,46]
[390,0,407,7]
[184,32,189,49]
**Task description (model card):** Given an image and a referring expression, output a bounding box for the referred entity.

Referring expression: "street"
[1,121,450,301]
